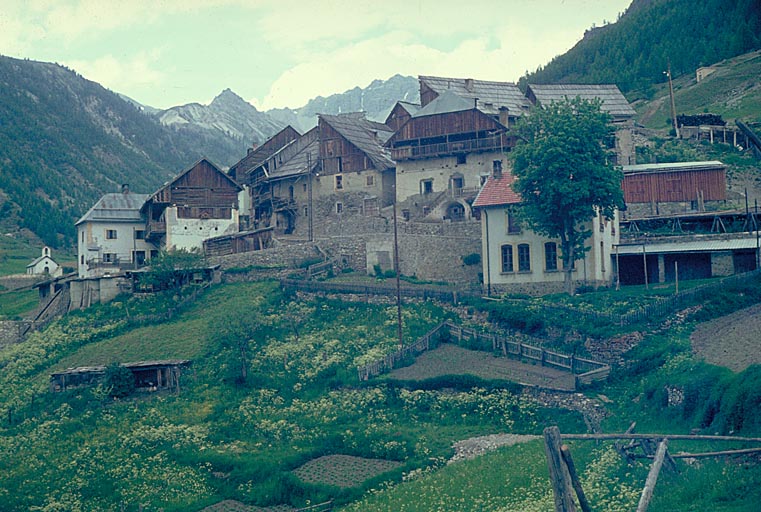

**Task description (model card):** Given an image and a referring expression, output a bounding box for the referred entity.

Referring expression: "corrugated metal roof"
[75,192,149,225]
[616,235,759,255]
[412,90,474,118]
[473,172,521,208]
[320,113,395,171]
[622,160,726,175]
[527,84,635,117]
[420,75,531,116]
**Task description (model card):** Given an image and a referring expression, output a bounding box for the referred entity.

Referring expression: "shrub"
[104,363,135,398]
[462,253,481,266]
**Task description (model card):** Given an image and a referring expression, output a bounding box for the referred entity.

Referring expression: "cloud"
[255,20,586,110]
[62,51,166,93]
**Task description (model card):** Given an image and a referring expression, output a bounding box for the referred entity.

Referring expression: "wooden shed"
[622,161,727,215]
[50,359,191,393]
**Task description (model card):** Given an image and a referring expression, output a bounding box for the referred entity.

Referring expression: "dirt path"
[388,343,577,391]
[691,303,761,372]
[449,433,540,463]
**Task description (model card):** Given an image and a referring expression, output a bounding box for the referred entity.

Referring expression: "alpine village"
[2,1,761,510]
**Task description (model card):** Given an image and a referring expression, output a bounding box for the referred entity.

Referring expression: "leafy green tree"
[511,97,624,294]
[139,248,205,291]
[104,363,135,398]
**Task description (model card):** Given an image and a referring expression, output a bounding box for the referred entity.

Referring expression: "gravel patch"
[450,433,541,463]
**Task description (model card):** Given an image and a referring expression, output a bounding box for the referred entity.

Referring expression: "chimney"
[499,106,509,126]
[121,184,130,194]
[465,78,475,93]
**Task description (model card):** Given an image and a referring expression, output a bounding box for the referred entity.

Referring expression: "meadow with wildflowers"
[2,277,761,511]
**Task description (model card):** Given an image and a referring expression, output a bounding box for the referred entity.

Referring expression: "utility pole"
[665,63,679,138]
[307,153,313,242]
[393,197,403,349]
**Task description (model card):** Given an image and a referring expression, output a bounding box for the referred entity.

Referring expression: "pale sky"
[0,0,632,111]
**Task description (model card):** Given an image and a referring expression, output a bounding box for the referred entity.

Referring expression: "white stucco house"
[473,168,619,295]
[75,187,157,279]
[26,246,63,277]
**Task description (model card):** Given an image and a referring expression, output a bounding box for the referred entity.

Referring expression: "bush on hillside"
[104,363,135,398]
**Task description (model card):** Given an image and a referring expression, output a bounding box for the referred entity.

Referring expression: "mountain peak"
[212,88,247,106]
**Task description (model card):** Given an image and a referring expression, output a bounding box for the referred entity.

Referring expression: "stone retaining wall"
[0,320,29,348]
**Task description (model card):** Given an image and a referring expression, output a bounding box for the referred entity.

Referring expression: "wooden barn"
[142,159,243,250]
[229,125,302,185]
[203,227,273,256]
[622,161,727,217]
[384,101,420,132]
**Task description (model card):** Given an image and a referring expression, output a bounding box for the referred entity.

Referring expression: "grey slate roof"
[412,90,475,118]
[319,113,395,170]
[75,192,148,225]
[397,101,421,116]
[420,75,532,116]
[268,139,320,181]
[622,161,725,175]
[527,84,635,117]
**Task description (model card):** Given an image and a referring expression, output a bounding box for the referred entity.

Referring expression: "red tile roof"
[472,173,522,207]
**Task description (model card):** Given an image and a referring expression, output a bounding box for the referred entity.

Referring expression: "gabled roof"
[420,75,532,116]
[527,84,635,118]
[412,90,474,118]
[267,138,320,181]
[319,113,395,170]
[229,125,301,177]
[622,160,725,175]
[472,173,521,208]
[27,255,56,268]
[396,101,421,116]
[75,192,149,225]
[148,158,242,203]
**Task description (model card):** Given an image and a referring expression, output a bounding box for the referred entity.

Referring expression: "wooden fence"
[281,278,477,304]
[504,268,761,327]
[357,321,610,390]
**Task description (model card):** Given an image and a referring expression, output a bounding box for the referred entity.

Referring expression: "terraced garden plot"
[293,455,403,488]
[388,343,577,391]
[691,302,761,372]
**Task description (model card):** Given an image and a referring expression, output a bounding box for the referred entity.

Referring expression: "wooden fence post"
[544,426,577,512]
[636,439,668,512]
[560,445,592,512]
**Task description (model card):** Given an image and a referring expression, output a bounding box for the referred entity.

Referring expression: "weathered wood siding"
[319,119,373,175]
[152,160,241,209]
[623,169,726,204]
[385,103,414,132]
[391,109,504,144]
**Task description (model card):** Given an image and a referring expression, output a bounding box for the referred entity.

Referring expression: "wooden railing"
[356,320,610,389]
[391,135,507,161]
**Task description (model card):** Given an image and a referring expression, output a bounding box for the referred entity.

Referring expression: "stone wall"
[711,251,735,277]
[210,211,484,286]
[0,274,41,291]
[0,320,29,348]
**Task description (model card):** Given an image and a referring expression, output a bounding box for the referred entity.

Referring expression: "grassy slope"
[2,278,761,511]
[637,50,761,129]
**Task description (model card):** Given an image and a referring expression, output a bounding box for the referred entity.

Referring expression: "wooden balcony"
[391,135,509,161]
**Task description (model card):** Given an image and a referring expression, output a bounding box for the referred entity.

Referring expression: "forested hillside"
[0,56,231,247]
[521,0,761,96]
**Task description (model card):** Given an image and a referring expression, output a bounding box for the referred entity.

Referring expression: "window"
[106,229,117,240]
[456,154,466,165]
[600,241,606,273]
[421,179,433,195]
[507,209,521,234]
[366,175,374,186]
[518,244,531,272]
[289,185,294,201]
[335,175,343,190]
[80,255,84,265]
[544,242,558,271]
[480,175,488,187]
[102,253,116,263]
[304,206,308,217]
[422,206,431,216]
[402,209,410,221]
[303,183,307,192]
[599,212,605,232]
[501,245,513,273]
[134,230,145,240]
[335,202,343,214]
[81,231,84,243]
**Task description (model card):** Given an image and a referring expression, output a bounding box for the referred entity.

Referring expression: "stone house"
[232,114,395,239]
[473,167,619,295]
[76,186,155,279]
[26,246,62,277]
[386,76,531,222]
[524,84,636,165]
